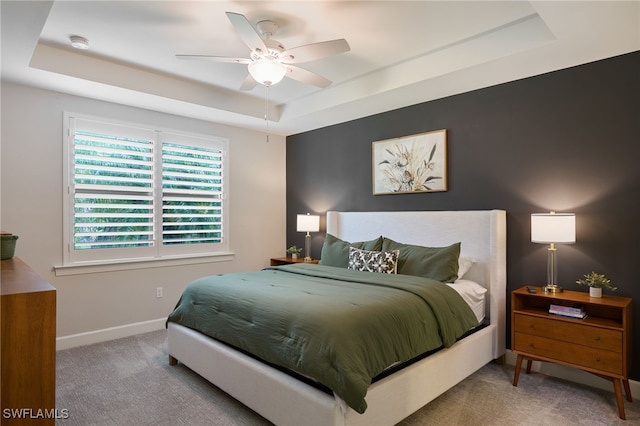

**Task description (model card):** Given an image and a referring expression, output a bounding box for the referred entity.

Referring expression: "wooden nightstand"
[511,286,633,419]
[270,257,319,266]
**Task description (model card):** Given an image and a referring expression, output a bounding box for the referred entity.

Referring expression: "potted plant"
[1,232,18,260]
[576,271,617,298]
[286,246,303,259]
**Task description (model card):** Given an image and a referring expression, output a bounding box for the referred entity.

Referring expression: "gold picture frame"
[372,129,447,195]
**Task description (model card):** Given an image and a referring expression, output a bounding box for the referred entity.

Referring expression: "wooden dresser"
[1,257,56,425]
[511,286,632,419]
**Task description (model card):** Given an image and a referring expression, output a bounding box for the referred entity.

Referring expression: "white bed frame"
[168,210,507,425]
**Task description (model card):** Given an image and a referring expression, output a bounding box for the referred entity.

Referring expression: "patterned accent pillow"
[347,247,399,274]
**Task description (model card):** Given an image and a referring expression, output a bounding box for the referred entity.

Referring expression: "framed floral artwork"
[372,129,447,195]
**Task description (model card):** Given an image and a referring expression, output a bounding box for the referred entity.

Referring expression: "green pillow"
[381,238,461,283]
[319,234,383,268]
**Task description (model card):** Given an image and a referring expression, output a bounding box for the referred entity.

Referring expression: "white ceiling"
[2,1,638,136]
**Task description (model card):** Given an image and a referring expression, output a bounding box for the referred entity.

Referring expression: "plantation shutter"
[161,140,224,247]
[65,115,228,266]
[72,120,155,254]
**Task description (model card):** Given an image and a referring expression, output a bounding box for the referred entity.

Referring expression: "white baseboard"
[505,350,640,397]
[56,318,166,351]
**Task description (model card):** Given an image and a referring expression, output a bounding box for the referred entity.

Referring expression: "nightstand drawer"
[514,332,623,375]
[514,314,622,353]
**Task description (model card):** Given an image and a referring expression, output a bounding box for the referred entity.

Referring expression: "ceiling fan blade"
[225,12,268,53]
[240,74,258,91]
[285,65,332,88]
[176,54,251,64]
[280,39,350,64]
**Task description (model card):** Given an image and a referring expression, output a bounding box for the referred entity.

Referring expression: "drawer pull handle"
[596,357,601,362]
[595,336,601,341]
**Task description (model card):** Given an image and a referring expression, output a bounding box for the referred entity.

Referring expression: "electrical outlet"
[156,287,163,298]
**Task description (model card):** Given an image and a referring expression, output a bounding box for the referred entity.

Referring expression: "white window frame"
[60,112,230,272]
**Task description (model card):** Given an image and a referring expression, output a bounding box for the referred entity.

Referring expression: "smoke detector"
[70,35,89,50]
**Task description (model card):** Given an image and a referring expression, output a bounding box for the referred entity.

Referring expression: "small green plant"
[576,271,617,291]
[286,246,303,256]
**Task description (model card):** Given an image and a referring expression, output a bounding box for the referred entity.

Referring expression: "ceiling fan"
[176,12,350,90]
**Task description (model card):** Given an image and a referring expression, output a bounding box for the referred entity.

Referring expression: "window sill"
[53,252,235,276]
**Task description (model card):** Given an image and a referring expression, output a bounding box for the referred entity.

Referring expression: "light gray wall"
[1,82,286,342]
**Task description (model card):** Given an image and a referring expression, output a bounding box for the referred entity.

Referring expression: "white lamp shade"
[531,213,576,244]
[248,59,287,86]
[297,214,320,233]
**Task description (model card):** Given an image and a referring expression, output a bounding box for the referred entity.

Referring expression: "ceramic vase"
[589,287,602,298]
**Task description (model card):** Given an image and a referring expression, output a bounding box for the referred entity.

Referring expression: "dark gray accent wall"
[286,51,640,379]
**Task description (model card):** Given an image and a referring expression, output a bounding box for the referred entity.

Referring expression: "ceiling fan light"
[248,58,287,86]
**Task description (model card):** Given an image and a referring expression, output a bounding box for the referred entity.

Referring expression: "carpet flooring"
[56,330,639,425]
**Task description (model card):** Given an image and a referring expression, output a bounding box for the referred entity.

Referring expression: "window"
[63,114,228,266]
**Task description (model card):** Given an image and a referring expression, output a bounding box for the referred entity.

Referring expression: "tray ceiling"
[2,1,638,135]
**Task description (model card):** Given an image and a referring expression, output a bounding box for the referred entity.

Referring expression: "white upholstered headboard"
[325,210,507,357]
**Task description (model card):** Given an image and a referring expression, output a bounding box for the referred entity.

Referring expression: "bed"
[167,209,506,425]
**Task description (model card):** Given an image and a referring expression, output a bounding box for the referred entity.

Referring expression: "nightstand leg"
[513,354,523,386]
[526,359,532,374]
[623,379,632,402]
[613,379,626,420]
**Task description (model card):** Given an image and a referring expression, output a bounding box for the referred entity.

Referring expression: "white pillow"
[447,279,487,323]
[457,256,476,279]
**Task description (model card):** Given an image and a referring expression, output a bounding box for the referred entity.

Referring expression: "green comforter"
[166,264,478,413]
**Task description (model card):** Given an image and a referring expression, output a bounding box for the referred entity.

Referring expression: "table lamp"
[531,211,576,293]
[297,213,320,262]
